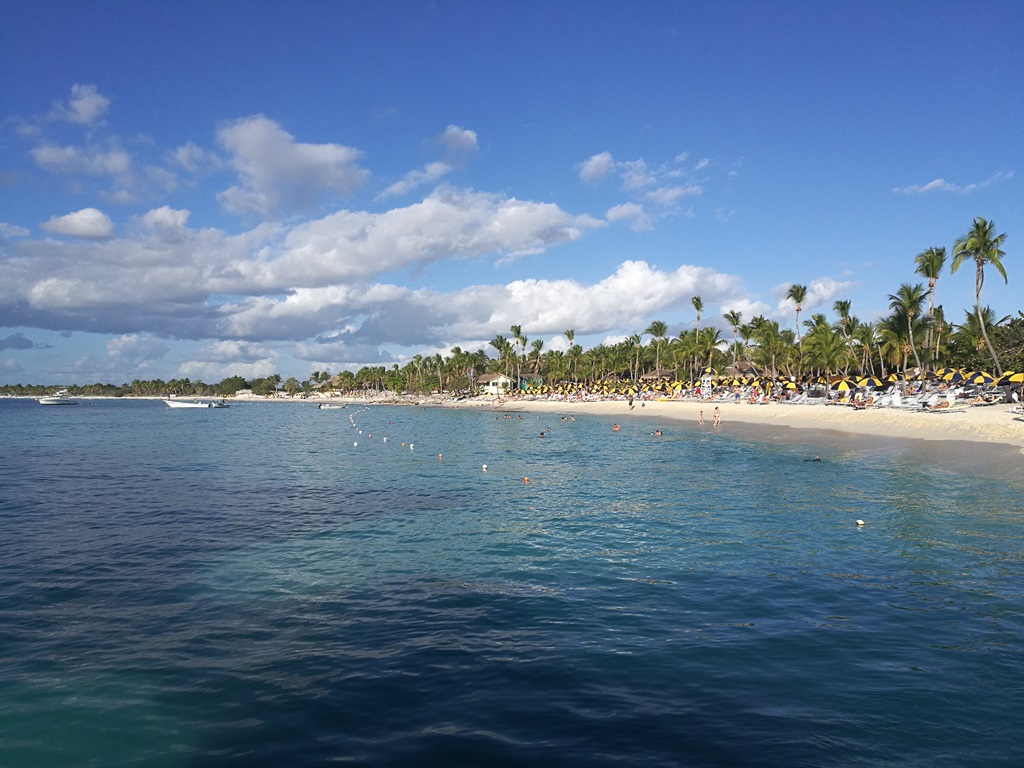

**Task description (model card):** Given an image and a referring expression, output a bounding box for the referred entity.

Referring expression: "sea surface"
[1,398,1022,767]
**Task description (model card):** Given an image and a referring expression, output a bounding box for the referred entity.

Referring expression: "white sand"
[446,397,1024,455]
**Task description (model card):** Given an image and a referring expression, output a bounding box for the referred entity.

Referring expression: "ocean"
[2,398,1022,767]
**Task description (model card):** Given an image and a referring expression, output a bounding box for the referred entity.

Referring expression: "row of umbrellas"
[519,368,1023,396]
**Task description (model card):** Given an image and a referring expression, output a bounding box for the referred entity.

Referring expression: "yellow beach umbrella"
[996,371,1023,386]
[965,371,995,385]
[829,379,858,392]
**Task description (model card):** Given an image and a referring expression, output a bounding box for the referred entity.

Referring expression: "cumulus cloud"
[1,222,30,240]
[259,185,604,287]
[605,203,651,232]
[378,125,479,199]
[437,125,479,156]
[179,340,278,380]
[168,141,222,174]
[31,142,131,177]
[41,208,115,240]
[578,151,615,183]
[106,333,169,364]
[52,84,111,126]
[892,170,1013,194]
[216,115,369,215]
[643,185,702,206]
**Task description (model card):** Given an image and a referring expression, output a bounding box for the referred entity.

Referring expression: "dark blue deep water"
[1,399,1022,767]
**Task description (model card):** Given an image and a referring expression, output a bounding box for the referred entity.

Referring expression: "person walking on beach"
[713,407,721,427]
[698,410,704,425]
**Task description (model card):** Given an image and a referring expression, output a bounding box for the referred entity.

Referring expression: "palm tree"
[645,320,668,373]
[952,217,1008,374]
[914,246,946,366]
[833,299,852,337]
[787,284,808,343]
[691,296,703,377]
[888,282,929,372]
[722,310,743,364]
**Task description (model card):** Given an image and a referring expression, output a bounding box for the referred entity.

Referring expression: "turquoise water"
[1,399,1022,767]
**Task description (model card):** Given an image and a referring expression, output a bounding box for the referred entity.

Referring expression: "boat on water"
[317,403,347,410]
[164,397,230,409]
[37,389,78,406]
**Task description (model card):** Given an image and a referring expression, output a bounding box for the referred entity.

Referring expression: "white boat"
[317,403,347,410]
[38,389,78,406]
[164,395,230,409]
[165,398,212,408]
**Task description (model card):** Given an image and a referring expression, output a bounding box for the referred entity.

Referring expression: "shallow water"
[1,399,1022,766]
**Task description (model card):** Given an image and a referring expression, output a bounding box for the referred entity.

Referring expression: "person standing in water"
[713,407,721,427]
[698,410,704,425]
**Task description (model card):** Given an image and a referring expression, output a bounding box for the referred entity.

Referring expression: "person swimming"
[804,456,821,462]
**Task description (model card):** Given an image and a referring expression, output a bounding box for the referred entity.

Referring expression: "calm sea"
[1,399,1022,767]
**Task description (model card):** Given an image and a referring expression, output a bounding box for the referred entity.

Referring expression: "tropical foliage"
[2,218,1016,398]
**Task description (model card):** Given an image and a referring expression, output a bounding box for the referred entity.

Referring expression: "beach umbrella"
[965,371,996,386]
[940,369,966,383]
[995,371,1024,386]
[829,379,857,391]
[856,375,885,389]
[932,367,959,378]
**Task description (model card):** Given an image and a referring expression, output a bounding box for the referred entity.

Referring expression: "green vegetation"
[3,217,1018,398]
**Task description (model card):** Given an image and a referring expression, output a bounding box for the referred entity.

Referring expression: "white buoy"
[482,464,488,471]
[856,519,865,526]
[410,444,414,450]
[353,442,358,447]
[383,437,387,442]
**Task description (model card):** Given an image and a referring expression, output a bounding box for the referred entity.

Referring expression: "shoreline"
[442,396,1024,456]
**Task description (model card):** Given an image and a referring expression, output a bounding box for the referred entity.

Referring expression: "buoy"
[383,437,387,442]
[410,444,414,450]
[856,519,865,526]
[523,477,529,484]
[438,453,443,460]
[353,442,358,447]
[482,464,488,471]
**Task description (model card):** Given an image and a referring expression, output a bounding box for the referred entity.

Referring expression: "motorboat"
[38,389,78,405]
[317,403,347,410]
[165,398,213,408]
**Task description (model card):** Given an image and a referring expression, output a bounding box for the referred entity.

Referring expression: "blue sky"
[1,1,1021,385]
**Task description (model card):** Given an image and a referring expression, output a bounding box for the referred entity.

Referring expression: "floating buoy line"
[344,406,578,486]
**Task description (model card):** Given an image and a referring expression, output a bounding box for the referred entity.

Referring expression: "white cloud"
[605,203,651,232]
[168,141,222,174]
[578,151,615,183]
[216,115,369,215]
[378,161,452,199]
[258,185,604,287]
[892,170,1013,194]
[179,340,277,380]
[0,222,30,239]
[620,159,656,190]
[31,142,132,177]
[437,125,479,156]
[52,84,111,126]
[106,333,169,363]
[40,208,115,240]
[643,185,702,206]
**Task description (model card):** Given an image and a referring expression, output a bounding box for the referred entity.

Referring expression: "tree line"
[4,217,1019,398]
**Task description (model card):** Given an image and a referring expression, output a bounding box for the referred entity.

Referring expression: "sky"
[1,1,1021,386]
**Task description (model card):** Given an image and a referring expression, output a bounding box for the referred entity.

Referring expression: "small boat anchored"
[317,403,347,410]
[164,397,230,409]
[37,389,78,406]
